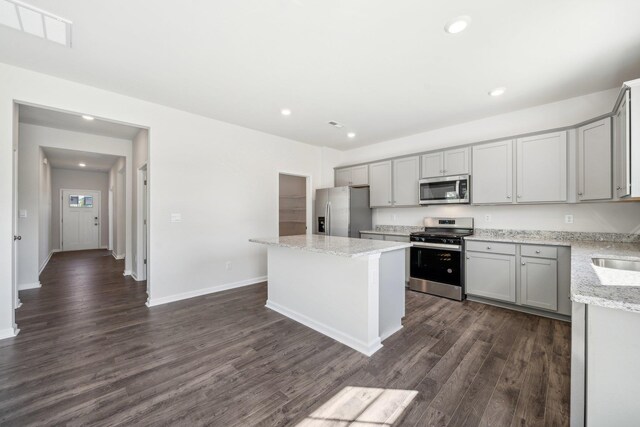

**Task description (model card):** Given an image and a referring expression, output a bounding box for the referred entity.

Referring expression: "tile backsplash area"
[373,202,640,234]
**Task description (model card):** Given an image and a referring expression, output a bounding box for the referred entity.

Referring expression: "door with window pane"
[61,189,101,251]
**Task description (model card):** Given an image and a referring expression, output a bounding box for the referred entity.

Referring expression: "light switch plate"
[19,209,27,218]
[565,214,574,224]
[484,214,492,222]
[170,213,182,223]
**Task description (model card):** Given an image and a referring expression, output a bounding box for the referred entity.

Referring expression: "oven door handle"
[412,242,461,251]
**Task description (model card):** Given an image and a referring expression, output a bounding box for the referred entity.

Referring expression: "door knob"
[14,235,21,241]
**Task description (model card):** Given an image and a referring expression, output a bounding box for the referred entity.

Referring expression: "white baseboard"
[131,271,138,281]
[0,327,19,340]
[100,245,108,249]
[265,299,383,357]
[380,324,403,341]
[18,282,41,291]
[123,270,132,276]
[146,276,267,307]
[112,251,125,260]
[38,249,61,275]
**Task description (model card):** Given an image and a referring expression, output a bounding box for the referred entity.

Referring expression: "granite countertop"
[249,235,411,258]
[359,230,412,237]
[464,230,640,313]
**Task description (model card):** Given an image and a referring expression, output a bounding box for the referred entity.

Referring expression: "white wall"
[38,147,52,272]
[0,62,324,334]
[17,123,133,290]
[132,129,148,279]
[51,168,110,249]
[334,87,640,233]
[109,158,127,258]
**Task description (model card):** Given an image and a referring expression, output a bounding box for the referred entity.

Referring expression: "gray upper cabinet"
[614,90,631,198]
[392,156,419,206]
[520,256,558,311]
[420,147,470,178]
[369,161,393,207]
[472,140,513,204]
[577,118,612,201]
[335,165,369,187]
[420,152,443,178]
[516,131,567,203]
[466,251,517,303]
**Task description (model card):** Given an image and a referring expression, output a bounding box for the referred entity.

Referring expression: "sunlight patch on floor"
[296,386,418,426]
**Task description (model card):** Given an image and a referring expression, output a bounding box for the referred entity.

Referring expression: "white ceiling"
[19,104,142,140]
[2,0,640,149]
[42,146,121,172]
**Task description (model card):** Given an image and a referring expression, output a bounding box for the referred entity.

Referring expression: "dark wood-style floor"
[0,249,570,426]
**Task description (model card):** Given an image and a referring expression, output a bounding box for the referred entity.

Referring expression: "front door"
[61,189,101,251]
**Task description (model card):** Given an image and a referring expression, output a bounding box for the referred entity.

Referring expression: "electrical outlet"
[225,261,232,271]
[484,214,492,222]
[565,214,574,224]
[392,214,398,222]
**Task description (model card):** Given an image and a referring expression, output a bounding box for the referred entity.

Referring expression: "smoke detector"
[328,121,344,129]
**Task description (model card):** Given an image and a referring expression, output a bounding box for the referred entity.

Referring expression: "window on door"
[69,195,94,208]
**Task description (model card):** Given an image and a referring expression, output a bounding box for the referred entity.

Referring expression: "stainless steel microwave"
[419,175,470,205]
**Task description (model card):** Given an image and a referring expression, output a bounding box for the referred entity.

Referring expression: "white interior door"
[12,146,20,311]
[61,189,101,251]
[142,169,148,280]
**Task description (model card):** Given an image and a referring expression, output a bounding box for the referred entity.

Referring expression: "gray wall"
[51,168,110,249]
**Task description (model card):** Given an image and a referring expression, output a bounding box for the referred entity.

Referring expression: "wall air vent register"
[0,0,71,47]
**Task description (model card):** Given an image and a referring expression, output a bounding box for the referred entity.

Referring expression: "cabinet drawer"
[521,245,557,259]
[384,235,410,243]
[466,241,516,255]
[360,233,384,241]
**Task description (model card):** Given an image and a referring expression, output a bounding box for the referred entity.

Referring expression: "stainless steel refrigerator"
[315,186,372,238]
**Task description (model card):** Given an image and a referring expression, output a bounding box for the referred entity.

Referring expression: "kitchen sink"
[592,258,640,272]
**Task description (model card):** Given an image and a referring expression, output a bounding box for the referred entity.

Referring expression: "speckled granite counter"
[359,230,412,237]
[249,235,410,258]
[464,230,640,313]
[359,225,424,237]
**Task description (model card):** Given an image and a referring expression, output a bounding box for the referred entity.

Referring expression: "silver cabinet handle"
[522,261,526,265]
[535,250,541,254]
[466,256,470,259]
[517,195,522,198]
[617,186,622,190]
[578,192,583,196]
[14,235,21,241]
[486,246,491,250]
[506,195,511,199]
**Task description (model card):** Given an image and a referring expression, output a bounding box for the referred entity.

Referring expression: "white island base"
[251,235,409,356]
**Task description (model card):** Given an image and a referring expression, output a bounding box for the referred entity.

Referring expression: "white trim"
[112,251,125,260]
[131,271,138,281]
[0,327,19,340]
[265,299,383,356]
[123,270,132,276]
[38,249,60,275]
[379,324,403,341]
[18,282,41,290]
[146,276,266,307]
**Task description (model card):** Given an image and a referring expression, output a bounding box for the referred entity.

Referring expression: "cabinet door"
[350,165,369,186]
[520,256,558,311]
[369,161,393,207]
[465,251,516,302]
[444,147,470,176]
[614,90,631,198]
[393,156,420,206]
[420,152,443,178]
[335,169,352,187]
[472,140,514,204]
[516,132,567,203]
[577,119,612,201]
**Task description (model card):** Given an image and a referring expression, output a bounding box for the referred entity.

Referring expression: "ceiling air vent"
[328,121,344,128]
[0,0,72,47]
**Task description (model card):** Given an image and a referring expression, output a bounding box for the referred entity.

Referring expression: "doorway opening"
[278,173,310,237]
[12,102,150,333]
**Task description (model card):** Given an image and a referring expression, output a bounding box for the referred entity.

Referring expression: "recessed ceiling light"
[444,16,471,34]
[78,163,86,167]
[81,115,94,121]
[281,108,291,116]
[489,87,507,97]
[347,132,356,139]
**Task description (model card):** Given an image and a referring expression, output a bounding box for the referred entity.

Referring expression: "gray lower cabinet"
[465,241,569,317]
[520,256,558,311]
[465,251,517,303]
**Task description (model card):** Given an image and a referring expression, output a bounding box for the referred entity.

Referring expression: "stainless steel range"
[409,217,474,301]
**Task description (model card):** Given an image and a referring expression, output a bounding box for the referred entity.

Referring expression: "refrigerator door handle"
[327,201,331,236]
[325,202,329,236]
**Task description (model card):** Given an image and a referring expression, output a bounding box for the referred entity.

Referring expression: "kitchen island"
[249,235,410,356]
